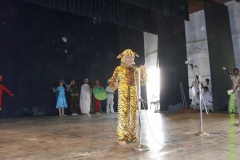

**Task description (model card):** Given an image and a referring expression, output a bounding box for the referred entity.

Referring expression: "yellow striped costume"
[110,49,147,143]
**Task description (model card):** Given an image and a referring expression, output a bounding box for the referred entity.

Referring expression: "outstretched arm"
[2,85,14,97]
[52,87,57,92]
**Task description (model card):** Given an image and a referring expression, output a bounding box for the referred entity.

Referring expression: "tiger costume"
[110,49,147,144]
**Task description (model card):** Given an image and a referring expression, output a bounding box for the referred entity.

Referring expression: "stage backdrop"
[158,14,189,111]
[0,0,145,117]
[204,1,235,111]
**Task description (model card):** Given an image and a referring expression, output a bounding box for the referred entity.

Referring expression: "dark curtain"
[0,0,146,117]
[204,1,235,111]
[19,0,189,34]
[158,14,188,111]
[123,0,189,20]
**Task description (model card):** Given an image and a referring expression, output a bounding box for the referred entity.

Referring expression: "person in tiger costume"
[109,49,147,145]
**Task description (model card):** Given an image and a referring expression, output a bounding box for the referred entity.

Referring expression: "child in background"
[52,79,68,116]
[93,80,103,114]
[105,79,115,113]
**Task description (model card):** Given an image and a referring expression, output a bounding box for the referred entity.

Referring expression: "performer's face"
[84,80,88,84]
[234,69,239,75]
[71,80,75,85]
[59,81,63,86]
[204,88,208,93]
[0,75,2,82]
[206,80,209,84]
[95,80,99,84]
[125,56,135,67]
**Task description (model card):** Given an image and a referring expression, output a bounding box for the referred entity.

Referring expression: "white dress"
[80,84,91,114]
[192,81,200,105]
[105,85,114,113]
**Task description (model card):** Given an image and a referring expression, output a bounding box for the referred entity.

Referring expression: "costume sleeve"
[140,68,148,86]
[106,86,113,93]
[109,67,119,91]
[2,85,13,95]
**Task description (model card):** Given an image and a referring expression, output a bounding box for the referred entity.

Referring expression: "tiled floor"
[0,111,239,160]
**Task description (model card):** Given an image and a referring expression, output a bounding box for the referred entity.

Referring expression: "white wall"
[143,32,159,106]
[226,1,240,69]
[185,10,211,99]
[143,32,158,67]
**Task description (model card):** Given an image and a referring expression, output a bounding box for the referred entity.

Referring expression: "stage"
[0,111,239,160]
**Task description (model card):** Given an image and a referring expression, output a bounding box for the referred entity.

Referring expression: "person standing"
[69,79,79,115]
[52,79,68,116]
[93,80,103,114]
[230,68,240,112]
[189,75,200,105]
[105,79,115,113]
[109,49,147,145]
[0,74,14,111]
[80,78,91,115]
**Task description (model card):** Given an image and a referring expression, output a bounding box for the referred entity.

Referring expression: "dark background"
[158,14,189,111]
[204,1,235,111]
[0,0,146,117]
[0,0,236,117]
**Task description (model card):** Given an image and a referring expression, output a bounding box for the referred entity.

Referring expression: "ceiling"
[188,0,233,13]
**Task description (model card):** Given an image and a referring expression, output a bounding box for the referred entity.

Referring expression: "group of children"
[52,78,115,116]
[1,49,148,145]
[189,68,240,112]
[189,76,213,111]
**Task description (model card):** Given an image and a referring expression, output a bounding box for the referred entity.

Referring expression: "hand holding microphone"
[131,62,135,68]
[222,67,240,94]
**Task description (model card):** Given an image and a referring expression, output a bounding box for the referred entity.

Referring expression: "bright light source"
[146,68,160,109]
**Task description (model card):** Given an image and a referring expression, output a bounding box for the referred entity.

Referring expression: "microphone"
[185,61,197,67]
[222,67,231,75]
[132,62,135,68]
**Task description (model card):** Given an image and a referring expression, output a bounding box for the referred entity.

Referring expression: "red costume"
[93,84,102,113]
[0,84,13,110]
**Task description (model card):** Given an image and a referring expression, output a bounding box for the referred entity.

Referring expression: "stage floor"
[0,111,240,160]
